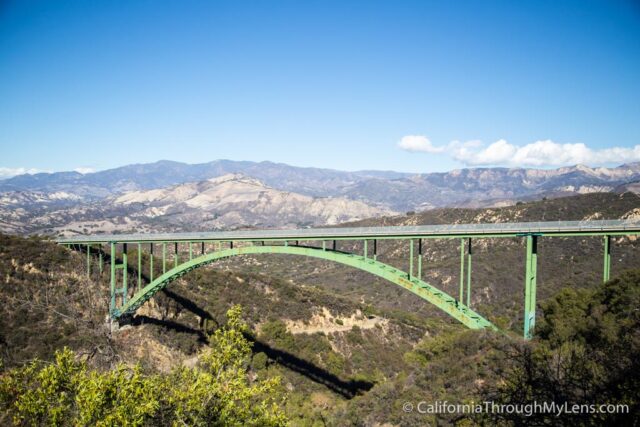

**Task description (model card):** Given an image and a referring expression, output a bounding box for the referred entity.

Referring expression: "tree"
[0,306,288,426]
[489,270,640,426]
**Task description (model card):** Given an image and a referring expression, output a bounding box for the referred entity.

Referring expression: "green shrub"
[0,306,288,427]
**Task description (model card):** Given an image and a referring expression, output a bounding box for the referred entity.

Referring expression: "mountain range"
[1,159,639,236]
[0,174,395,235]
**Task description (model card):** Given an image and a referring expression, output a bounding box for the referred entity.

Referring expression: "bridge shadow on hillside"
[160,289,215,328]
[131,315,210,344]
[248,336,374,398]
[132,291,374,398]
[73,245,375,398]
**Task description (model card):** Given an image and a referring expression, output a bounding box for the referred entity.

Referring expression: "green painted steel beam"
[373,239,377,261]
[110,242,116,315]
[459,238,465,304]
[409,239,414,279]
[149,243,154,283]
[98,245,103,274]
[523,235,538,339]
[56,230,640,246]
[113,245,496,331]
[467,238,472,307]
[417,239,422,281]
[55,230,640,246]
[162,243,166,274]
[603,235,611,283]
[137,243,142,292]
[174,242,178,269]
[122,243,128,305]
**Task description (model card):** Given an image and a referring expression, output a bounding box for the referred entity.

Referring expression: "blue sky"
[1,0,639,176]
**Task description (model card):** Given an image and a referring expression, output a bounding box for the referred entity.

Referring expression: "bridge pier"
[174,242,179,268]
[467,238,472,307]
[409,239,414,279]
[523,235,538,339]
[98,245,103,274]
[137,243,142,292]
[459,239,465,303]
[109,242,129,316]
[373,239,377,261]
[107,313,132,333]
[417,239,422,280]
[150,243,154,282]
[162,243,167,274]
[603,235,611,282]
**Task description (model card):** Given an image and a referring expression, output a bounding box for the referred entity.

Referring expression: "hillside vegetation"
[1,192,639,425]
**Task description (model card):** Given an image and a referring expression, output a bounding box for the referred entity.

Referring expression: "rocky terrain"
[113,174,395,229]
[1,160,639,214]
[0,174,395,235]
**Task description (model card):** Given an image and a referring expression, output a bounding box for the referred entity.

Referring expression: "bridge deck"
[56,219,640,244]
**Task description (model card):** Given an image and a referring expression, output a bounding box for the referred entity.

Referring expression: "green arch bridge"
[57,219,640,339]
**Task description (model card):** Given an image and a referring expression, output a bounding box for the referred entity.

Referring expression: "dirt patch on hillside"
[284,307,387,334]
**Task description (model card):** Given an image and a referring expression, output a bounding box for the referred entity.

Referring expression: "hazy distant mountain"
[0,160,410,200]
[1,160,639,213]
[338,163,640,210]
[0,174,396,236]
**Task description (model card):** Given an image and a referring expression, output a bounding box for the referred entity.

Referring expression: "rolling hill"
[1,160,639,212]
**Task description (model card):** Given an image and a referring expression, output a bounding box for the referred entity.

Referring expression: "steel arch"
[112,245,496,330]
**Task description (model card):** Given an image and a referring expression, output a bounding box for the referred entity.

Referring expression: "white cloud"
[398,134,640,167]
[74,167,95,174]
[397,135,447,153]
[460,140,640,167]
[453,139,516,165]
[0,167,45,179]
[0,166,97,180]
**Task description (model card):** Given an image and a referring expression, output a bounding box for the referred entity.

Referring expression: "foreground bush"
[0,306,287,427]
[490,270,640,425]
